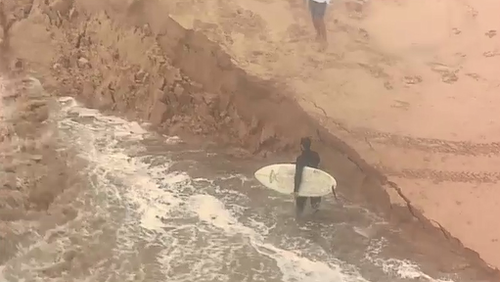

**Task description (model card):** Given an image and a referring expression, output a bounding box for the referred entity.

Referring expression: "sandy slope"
[162,0,500,267]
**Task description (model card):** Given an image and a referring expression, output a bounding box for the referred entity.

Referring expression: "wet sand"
[0,0,499,280]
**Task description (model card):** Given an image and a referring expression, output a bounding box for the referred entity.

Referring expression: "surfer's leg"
[295,196,307,217]
[310,197,321,211]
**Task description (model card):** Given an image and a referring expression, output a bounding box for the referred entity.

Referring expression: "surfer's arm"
[294,157,304,193]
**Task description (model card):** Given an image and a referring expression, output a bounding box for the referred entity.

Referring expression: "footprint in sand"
[483,50,500,58]
[429,63,460,84]
[485,30,497,38]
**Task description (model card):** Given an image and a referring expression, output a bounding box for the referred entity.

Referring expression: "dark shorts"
[309,0,327,19]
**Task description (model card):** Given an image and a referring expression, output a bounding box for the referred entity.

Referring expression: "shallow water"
[0,96,460,282]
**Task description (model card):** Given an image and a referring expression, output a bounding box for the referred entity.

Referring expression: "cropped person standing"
[307,0,329,48]
[293,137,322,217]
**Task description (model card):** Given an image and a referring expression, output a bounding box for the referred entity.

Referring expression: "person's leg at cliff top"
[307,0,329,49]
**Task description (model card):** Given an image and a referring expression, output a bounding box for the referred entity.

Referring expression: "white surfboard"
[254,163,337,197]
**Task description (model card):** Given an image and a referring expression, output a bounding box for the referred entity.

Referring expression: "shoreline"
[1,0,499,280]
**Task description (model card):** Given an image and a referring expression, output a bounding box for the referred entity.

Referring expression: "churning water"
[0,80,459,282]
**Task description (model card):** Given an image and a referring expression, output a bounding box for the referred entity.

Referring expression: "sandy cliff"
[1,0,499,279]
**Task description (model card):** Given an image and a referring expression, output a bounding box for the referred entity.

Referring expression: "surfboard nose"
[254,166,270,186]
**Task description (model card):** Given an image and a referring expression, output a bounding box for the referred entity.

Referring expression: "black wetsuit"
[294,149,321,216]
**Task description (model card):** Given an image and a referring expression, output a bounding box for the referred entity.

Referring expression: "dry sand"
[0,0,499,276]
[162,0,500,268]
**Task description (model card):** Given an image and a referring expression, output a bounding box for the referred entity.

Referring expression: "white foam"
[55,97,369,282]
[187,194,367,282]
[353,226,372,238]
[126,170,188,231]
[165,136,183,144]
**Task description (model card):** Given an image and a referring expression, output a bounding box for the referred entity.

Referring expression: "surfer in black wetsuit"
[294,137,322,217]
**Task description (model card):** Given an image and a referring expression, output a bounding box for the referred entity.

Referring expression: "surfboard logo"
[269,169,278,183]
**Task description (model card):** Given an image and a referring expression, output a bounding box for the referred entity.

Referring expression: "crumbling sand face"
[1,0,500,278]
[4,0,324,156]
[162,0,500,268]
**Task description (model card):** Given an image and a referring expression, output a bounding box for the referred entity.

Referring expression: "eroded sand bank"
[0,0,499,279]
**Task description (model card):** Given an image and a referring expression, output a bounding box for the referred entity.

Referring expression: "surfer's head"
[300,137,311,151]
